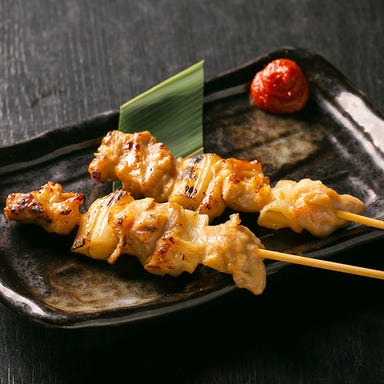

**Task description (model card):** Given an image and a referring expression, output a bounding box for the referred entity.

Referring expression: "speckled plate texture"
[1,47,384,328]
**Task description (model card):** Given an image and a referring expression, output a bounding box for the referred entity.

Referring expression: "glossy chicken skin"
[88,130,271,221]
[4,183,266,295]
[169,154,271,219]
[258,179,365,237]
[89,130,177,202]
[3,181,85,235]
[72,190,266,295]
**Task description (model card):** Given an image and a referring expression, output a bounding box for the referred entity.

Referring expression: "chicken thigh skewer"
[4,183,384,296]
[71,189,267,295]
[4,184,267,294]
[89,130,382,237]
[88,130,271,221]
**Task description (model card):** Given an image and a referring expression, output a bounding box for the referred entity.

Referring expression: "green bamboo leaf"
[118,61,204,158]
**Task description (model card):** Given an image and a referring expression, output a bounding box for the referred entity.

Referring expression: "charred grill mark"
[190,154,204,164]
[74,193,86,204]
[179,156,204,180]
[115,190,128,200]
[142,225,158,233]
[90,169,101,181]
[71,235,87,250]
[104,194,117,207]
[145,237,178,271]
[18,193,34,208]
[30,202,45,215]
[200,202,212,211]
[59,209,72,216]
[184,185,197,198]
[181,165,197,180]
[104,190,128,207]
[123,141,134,151]
[158,237,175,255]
[6,193,46,217]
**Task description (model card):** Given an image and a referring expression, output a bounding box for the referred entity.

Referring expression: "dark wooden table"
[1,1,384,383]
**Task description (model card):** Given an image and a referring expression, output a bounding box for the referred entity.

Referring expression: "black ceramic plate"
[1,47,384,328]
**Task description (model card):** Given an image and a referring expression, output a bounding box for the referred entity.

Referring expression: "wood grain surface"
[1,1,384,383]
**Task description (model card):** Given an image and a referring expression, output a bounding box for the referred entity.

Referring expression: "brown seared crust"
[88,130,125,182]
[88,130,271,220]
[71,190,266,295]
[258,179,365,237]
[221,158,271,212]
[4,181,85,235]
[88,130,177,202]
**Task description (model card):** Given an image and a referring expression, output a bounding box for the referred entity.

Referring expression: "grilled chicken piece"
[88,130,178,202]
[89,130,271,220]
[169,153,226,216]
[201,214,266,294]
[113,196,209,275]
[71,189,135,259]
[72,190,266,295]
[4,181,85,235]
[221,157,271,212]
[258,179,365,237]
[169,154,271,219]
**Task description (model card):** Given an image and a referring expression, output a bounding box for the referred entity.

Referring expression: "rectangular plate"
[0,47,383,328]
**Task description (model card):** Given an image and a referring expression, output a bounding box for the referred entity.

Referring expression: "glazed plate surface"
[1,47,384,328]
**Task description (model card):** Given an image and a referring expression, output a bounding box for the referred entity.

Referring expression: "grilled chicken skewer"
[72,189,266,295]
[5,182,384,294]
[88,130,271,221]
[3,183,266,294]
[89,130,376,237]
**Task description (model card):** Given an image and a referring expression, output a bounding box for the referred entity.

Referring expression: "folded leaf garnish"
[118,61,204,158]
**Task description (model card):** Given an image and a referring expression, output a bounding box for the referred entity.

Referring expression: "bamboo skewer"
[185,146,204,159]
[258,248,384,280]
[336,210,384,230]
[257,207,384,280]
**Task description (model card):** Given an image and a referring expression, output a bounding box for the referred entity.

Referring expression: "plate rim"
[1,46,384,328]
